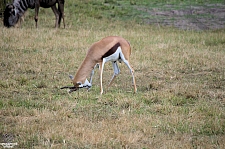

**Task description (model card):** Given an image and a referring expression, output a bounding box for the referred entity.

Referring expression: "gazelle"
[61,36,137,95]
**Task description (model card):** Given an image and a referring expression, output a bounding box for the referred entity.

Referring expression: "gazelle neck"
[73,57,97,85]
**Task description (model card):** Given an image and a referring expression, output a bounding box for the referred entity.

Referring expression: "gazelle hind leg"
[108,61,120,87]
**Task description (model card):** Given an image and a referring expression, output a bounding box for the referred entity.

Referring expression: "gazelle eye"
[77,82,82,85]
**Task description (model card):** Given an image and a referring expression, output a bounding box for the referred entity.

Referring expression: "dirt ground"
[139,3,225,30]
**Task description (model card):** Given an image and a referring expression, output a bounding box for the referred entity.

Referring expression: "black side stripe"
[101,43,120,59]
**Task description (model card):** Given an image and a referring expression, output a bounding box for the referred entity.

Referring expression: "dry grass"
[0,10,225,148]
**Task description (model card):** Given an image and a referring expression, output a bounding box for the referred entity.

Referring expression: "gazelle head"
[60,75,92,93]
[3,4,19,27]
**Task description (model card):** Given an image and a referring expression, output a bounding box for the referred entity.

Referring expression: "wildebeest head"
[3,4,19,27]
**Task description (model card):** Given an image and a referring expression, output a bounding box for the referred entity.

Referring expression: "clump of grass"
[16,76,29,86]
[35,81,48,89]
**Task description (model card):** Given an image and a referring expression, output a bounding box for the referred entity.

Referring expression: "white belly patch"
[103,46,124,63]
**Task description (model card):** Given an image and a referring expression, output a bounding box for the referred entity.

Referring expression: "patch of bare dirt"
[137,4,225,30]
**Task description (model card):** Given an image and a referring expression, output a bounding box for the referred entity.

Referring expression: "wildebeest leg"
[58,1,65,28]
[51,5,59,28]
[35,1,40,28]
[18,16,24,28]
[18,12,26,28]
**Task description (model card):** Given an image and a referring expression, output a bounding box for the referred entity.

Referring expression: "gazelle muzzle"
[60,85,91,93]
[60,86,78,93]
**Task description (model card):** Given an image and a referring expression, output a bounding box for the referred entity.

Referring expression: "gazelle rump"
[61,36,137,94]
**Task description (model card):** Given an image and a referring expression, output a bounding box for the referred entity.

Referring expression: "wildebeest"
[3,0,65,28]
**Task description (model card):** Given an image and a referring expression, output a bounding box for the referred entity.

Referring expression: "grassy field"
[0,0,225,148]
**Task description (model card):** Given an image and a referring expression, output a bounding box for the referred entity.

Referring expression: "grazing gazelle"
[61,36,137,95]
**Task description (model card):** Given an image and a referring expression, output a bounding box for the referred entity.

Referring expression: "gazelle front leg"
[108,61,120,87]
[99,60,106,95]
[88,64,99,91]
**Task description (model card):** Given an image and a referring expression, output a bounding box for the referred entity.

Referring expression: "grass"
[0,0,225,148]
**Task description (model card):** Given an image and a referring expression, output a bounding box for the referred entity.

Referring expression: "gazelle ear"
[69,75,74,80]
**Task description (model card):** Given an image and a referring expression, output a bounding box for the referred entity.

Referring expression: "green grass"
[0,0,225,148]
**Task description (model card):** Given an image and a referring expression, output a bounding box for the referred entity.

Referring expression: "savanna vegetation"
[0,0,224,148]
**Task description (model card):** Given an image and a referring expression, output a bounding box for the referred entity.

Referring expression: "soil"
[137,3,225,30]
